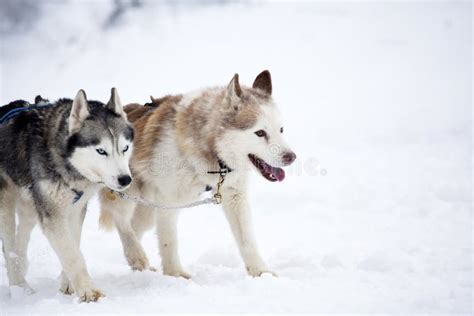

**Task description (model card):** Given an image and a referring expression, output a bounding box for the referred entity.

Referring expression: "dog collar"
[207,158,232,175]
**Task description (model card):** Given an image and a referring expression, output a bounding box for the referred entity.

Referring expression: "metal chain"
[107,168,228,210]
[212,172,226,204]
[112,191,218,209]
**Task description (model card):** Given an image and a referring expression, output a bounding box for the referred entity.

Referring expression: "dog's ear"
[224,73,242,110]
[252,70,272,96]
[69,89,89,134]
[107,87,127,119]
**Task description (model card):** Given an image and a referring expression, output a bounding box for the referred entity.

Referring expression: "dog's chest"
[36,180,99,210]
[66,183,99,211]
[151,172,215,202]
[149,167,242,204]
[145,137,242,202]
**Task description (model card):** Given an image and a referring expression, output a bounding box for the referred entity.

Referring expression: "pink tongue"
[271,167,285,181]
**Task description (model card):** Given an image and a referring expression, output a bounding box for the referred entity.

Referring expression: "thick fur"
[99,70,296,277]
[0,89,133,302]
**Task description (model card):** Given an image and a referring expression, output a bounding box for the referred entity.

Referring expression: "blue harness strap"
[0,103,53,124]
[71,189,84,204]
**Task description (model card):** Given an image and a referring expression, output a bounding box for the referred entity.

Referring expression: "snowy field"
[0,0,472,314]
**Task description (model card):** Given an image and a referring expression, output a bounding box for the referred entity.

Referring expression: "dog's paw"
[76,286,105,303]
[59,280,74,295]
[10,283,35,298]
[67,276,105,303]
[163,268,192,279]
[246,266,278,278]
[59,272,74,295]
[128,254,151,272]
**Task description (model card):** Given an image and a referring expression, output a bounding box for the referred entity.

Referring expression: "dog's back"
[0,100,30,120]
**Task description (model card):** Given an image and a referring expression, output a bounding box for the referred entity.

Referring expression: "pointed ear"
[224,73,242,110]
[68,89,89,134]
[252,70,272,96]
[107,87,126,118]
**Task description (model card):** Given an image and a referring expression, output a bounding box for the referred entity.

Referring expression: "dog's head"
[66,88,134,191]
[216,70,296,182]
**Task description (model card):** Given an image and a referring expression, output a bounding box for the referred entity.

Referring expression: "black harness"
[207,159,233,176]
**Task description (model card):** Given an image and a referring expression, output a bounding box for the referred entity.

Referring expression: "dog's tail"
[98,189,115,231]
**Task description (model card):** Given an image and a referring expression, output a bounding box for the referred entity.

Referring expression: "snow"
[0,1,472,314]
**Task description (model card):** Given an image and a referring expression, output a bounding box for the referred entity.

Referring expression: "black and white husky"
[0,88,134,302]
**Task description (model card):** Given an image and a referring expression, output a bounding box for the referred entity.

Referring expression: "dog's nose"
[118,175,132,187]
[282,151,297,165]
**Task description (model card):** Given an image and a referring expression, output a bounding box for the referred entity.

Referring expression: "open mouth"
[248,154,285,182]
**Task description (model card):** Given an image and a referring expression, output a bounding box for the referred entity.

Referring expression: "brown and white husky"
[99,70,296,278]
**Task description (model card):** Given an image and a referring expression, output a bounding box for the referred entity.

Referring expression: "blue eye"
[123,145,129,153]
[96,148,108,156]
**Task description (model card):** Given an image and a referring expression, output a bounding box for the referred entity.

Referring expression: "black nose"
[118,175,132,187]
[282,152,297,165]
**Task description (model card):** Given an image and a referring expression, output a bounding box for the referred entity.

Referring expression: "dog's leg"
[99,186,151,271]
[116,208,152,271]
[40,210,103,302]
[13,202,37,293]
[59,205,86,295]
[156,210,190,278]
[0,188,35,295]
[117,220,151,271]
[130,203,157,271]
[222,189,275,277]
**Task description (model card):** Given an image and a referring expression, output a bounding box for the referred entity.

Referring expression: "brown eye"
[280,127,284,133]
[255,130,266,137]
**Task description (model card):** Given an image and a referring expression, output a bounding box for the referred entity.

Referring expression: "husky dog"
[99,70,296,278]
[0,88,134,302]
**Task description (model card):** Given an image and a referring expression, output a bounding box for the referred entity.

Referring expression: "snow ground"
[0,1,472,314]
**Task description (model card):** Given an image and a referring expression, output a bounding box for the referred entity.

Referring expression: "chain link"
[212,172,226,204]
[111,191,218,210]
